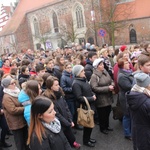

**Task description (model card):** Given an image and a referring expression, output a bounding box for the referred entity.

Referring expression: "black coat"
[84,59,93,81]
[126,91,150,150]
[60,70,74,100]
[30,128,71,150]
[53,65,62,82]
[72,77,95,109]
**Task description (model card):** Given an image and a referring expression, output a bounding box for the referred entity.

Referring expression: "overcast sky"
[0,0,17,6]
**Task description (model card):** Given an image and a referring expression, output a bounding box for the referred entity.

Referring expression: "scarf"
[3,87,20,97]
[42,118,61,133]
[131,84,150,97]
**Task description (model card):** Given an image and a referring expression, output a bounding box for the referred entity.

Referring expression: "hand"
[71,122,74,127]
[93,95,96,100]
[109,85,114,91]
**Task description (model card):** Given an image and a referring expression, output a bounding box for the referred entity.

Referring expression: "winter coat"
[2,93,26,130]
[30,128,71,150]
[18,90,31,125]
[126,91,150,150]
[113,63,134,94]
[60,70,74,100]
[2,66,11,74]
[90,69,113,108]
[72,77,95,110]
[45,92,73,130]
[53,65,62,82]
[117,69,134,115]
[84,59,93,81]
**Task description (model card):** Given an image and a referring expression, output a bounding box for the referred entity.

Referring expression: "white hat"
[93,58,104,68]
[72,65,84,77]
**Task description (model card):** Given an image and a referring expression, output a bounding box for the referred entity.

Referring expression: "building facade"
[0,0,150,53]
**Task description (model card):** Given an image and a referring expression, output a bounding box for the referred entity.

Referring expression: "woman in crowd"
[27,96,71,150]
[18,80,41,125]
[53,55,65,82]
[2,77,28,150]
[117,58,134,140]
[90,58,114,135]
[126,72,150,150]
[60,63,76,122]
[0,70,12,148]
[18,65,30,87]
[43,76,81,149]
[72,65,96,147]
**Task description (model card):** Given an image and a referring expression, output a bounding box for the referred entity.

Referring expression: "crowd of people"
[0,42,150,150]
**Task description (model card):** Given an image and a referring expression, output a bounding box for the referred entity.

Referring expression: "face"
[24,67,30,75]
[123,61,130,70]
[79,69,85,78]
[8,80,16,89]
[4,60,10,67]
[147,44,150,53]
[38,69,45,77]
[47,60,54,69]
[65,65,72,73]
[97,62,104,71]
[123,53,129,59]
[140,61,150,74]
[51,80,60,91]
[90,55,97,62]
[60,58,65,64]
[39,103,56,123]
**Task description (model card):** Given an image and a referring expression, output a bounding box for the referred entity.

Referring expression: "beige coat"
[90,69,114,108]
[2,93,26,130]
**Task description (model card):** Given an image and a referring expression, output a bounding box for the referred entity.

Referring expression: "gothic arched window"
[75,6,84,28]
[52,12,59,33]
[33,18,40,36]
[129,24,137,43]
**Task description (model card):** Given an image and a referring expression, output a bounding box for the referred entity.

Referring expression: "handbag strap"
[83,96,92,110]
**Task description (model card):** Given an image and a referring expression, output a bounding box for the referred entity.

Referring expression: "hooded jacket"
[126,91,150,150]
[18,90,31,125]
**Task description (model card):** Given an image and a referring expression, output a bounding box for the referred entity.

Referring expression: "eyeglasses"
[10,82,16,85]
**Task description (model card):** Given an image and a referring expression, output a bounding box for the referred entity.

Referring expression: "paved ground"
[0,113,133,150]
[0,95,133,150]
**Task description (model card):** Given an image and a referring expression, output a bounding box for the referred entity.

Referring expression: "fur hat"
[72,65,84,77]
[93,58,104,68]
[1,77,13,88]
[134,72,150,87]
[120,45,127,52]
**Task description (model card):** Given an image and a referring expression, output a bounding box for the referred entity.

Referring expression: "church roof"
[0,0,57,37]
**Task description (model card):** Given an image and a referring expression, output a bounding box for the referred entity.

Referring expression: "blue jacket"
[18,90,31,125]
[60,70,74,100]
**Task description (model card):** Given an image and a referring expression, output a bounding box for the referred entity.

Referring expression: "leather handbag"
[77,97,95,128]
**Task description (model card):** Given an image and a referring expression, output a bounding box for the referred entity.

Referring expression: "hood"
[93,68,107,78]
[86,59,92,65]
[126,91,148,111]
[62,70,73,77]
[18,90,30,103]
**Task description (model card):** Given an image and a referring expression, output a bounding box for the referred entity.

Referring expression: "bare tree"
[98,0,135,48]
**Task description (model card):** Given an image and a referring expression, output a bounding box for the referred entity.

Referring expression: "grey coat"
[90,69,113,108]
[117,69,134,115]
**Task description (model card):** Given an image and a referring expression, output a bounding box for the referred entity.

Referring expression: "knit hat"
[120,45,127,52]
[72,65,84,77]
[1,77,13,88]
[134,72,150,87]
[93,58,104,68]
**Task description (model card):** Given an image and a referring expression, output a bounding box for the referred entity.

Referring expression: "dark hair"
[25,80,39,102]
[118,58,128,69]
[35,64,45,73]
[0,70,4,80]
[27,96,53,144]
[138,54,150,68]
[20,65,28,73]
[88,52,97,59]
[10,68,18,75]
[21,59,30,66]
